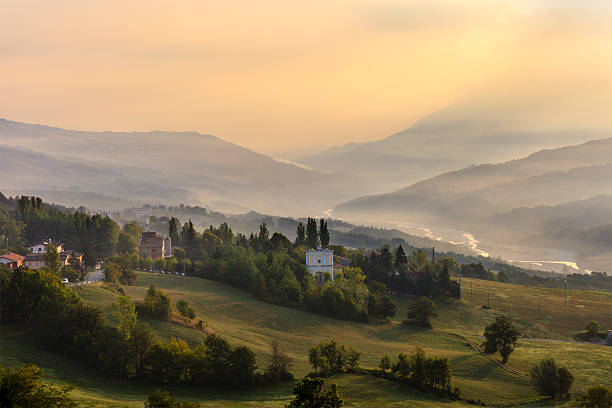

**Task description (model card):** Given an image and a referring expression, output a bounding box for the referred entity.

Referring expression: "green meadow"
[2,272,611,407]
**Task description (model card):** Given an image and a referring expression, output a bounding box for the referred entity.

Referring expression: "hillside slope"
[4,272,610,407]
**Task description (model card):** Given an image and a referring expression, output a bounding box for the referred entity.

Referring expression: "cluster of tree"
[104,255,138,285]
[530,358,574,399]
[164,219,395,322]
[481,316,521,364]
[308,340,361,377]
[286,377,343,408]
[0,266,284,387]
[9,195,120,266]
[376,347,458,397]
[0,364,77,408]
[359,246,459,299]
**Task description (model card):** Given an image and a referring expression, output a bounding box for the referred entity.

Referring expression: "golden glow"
[1,0,611,154]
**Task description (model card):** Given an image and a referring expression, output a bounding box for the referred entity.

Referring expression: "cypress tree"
[295,222,306,246]
[319,219,330,248]
[394,245,408,268]
[306,218,319,248]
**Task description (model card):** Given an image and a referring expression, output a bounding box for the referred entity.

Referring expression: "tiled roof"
[0,252,25,262]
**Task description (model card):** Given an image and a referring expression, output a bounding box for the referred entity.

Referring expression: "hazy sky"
[1,0,611,154]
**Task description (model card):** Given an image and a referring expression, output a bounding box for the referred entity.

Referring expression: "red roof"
[1,252,25,262]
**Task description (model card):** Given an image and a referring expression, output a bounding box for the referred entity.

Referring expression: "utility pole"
[488,293,490,308]
[471,281,473,297]
[458,274,462,304]
[538,300,541,315]
[564,279,568,305]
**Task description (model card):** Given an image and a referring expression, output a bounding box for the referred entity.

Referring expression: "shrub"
[176,300,195,319]
[530,358,574,398]
[404,297,438,328]
[585,320,600,336]
[579,385,612,408]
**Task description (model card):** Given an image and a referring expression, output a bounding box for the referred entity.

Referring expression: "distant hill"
[0,119,362,214]
[334,138,612,262]
[291,101,610,193]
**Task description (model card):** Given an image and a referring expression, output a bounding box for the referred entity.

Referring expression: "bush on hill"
[530,358,574,399]
[0,363,77,408]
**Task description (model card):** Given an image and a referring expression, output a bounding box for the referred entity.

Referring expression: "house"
[306,247,335,280]
[29,239,63,254]
[0,252,25,269]
[139,232,169,259]
[606,330,612,346]
[23,253,47,270]
[23,240,82,270]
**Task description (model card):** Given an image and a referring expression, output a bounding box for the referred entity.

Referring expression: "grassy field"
[2,273,611,407]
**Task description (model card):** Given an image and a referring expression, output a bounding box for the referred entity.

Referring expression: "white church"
[306,246,335,280]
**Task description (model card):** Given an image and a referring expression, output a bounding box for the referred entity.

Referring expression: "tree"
[176,300,195,319]
[319,219,330,248]
[123,221,142,239]
[111,296,137,338]
[44,243,61,275]
[367,282,397,320]
[117,232,138,255]
[0,363,77,408]
[306,218,319,248]
[143,285,172,319]
[295,222,306,247]
[394,245,408,269]
[408,249,429,271]
[267,340,293,382]
[168,217,180,248]
[580,385,612,408]
[482,316,520,363]
[378,354,391,372]
[404,297,438,328]
[129,322,153,376]
[585,320,600,336]
[286,377,343,408]
[61,265,79,283]
[530,358,574,398]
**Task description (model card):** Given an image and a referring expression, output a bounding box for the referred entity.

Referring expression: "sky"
[1,0,611,155]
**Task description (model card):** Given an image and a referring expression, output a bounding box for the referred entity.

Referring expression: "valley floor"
[2,272,611,407]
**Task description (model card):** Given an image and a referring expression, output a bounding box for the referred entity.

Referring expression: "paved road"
[85,269,105,282]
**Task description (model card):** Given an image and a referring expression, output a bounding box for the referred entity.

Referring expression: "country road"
[85,269,104,282]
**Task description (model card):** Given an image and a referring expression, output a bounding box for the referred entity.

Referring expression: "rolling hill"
[3,272,611,407]
[0,119,362,214]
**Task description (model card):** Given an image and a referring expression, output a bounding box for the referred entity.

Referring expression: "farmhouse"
[306,247,335,280]
[29,239,62,254]
[22,240,83,270]
[139,231,171,259]
[0,252,25,269]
